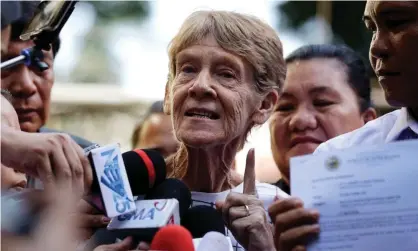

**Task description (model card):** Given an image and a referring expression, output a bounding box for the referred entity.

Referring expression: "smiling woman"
[269,44,377,193]
[162,10,286,251]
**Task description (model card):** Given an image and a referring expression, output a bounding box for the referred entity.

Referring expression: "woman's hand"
[268,197,320,251]
[216,149,275,251]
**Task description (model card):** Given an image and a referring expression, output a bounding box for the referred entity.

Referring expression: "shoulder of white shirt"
[314,108,418,153]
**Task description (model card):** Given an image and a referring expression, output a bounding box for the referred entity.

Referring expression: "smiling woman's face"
[270,58,367,180]
[169,35,259,148]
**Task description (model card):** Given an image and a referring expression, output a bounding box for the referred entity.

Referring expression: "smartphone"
[19,0,77,41]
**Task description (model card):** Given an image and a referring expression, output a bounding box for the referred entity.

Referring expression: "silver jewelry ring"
[244,204,250,216]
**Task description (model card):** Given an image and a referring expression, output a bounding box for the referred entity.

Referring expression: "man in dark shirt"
[1,2,94,148]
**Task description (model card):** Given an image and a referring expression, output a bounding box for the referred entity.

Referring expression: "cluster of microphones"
[2,143,233,251]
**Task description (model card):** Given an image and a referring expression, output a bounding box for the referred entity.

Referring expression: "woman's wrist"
[247,225,276,251]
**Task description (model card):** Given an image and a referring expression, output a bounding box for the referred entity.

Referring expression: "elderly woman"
[268,44,377,250]
[163,10,286,251]
[269,44,377,194]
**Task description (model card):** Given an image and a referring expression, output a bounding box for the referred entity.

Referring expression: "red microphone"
[150,225,195,251]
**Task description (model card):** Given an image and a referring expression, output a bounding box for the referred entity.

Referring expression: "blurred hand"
[93,237,135,251]
[1,177,81,251]
[93,238,150,251]
[1,126,93,195]
[72,199,110,241]
[137,242,150,250]
[268,197,320,251]
[216,149,275,251]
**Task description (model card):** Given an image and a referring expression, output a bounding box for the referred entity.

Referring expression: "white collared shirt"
[315,108,418,153]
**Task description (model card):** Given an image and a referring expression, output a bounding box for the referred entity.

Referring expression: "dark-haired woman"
[269,44,377,194]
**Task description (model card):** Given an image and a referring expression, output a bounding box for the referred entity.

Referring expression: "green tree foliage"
[60,1,150,84]
[89,1,150,23]
[278,1,372,71]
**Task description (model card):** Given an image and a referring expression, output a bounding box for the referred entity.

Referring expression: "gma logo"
[117,207,156,221]
[117,200,168,221]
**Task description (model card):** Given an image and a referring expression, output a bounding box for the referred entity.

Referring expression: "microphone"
[150,225,195,251]
[1,144,166,238]
[181,206,233,251]
[181,205,226,238]
[106,178,192,242]
[196,232,233,251]
[85,143,166,217]
[145,178,192,217]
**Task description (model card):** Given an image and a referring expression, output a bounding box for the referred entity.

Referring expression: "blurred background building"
[48,1,392,183]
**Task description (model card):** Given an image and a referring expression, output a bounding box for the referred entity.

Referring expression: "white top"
[315,108,418,153]
[191,182,288,251]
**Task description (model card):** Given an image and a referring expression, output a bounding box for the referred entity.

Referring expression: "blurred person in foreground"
[268,1,418,250]
[1,90,99,243]
[1,90,27,191]
[1,86,84,251]
[270,44,377,194]
[1,1,92,195]
[1,166,83,251]
[163,10,286,251]
[1,1,107,243]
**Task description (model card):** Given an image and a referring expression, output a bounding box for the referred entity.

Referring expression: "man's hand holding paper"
[290,140,418,251]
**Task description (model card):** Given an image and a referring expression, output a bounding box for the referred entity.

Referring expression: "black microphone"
[106,178,192,243]
[85,144,166,217]
[181,205,226,238]
[145,178,192,217]
[88,148,166,196]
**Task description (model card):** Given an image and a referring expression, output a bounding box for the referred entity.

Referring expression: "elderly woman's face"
[270,58,367,179]
[170,36,259,147]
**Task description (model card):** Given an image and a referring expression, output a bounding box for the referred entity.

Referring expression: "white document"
[291,140,418,251]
